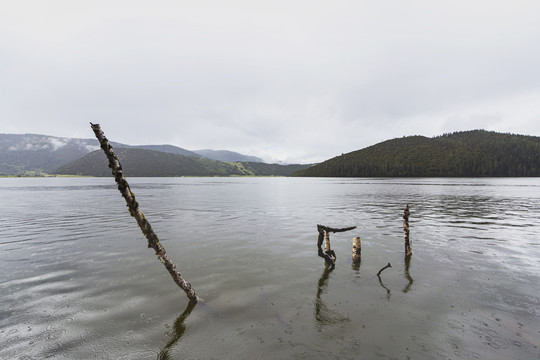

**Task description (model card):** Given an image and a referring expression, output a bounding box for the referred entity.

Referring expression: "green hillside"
[0,133,278,176]
[292,130,540,177]
[54,148,309,177]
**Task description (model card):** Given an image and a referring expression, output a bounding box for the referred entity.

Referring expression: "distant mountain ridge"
[54,148,308,177]
[132,144,200,157]
[5,130,540,177]
[0,134,101,174]
[193,149,263,163]
[0,133,270,175]
[293,130,540,177]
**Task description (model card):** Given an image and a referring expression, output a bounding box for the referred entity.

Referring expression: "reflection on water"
[402,256,414,293]
[158,300,197,360]
[1,177,540,359]
[314,264,349,330]
[377,274,391,301]
[375,257,414,300]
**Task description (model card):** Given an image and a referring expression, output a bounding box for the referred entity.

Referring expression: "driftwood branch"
[90,123,198,302]
[318,225,357,234]
[377,262,392,276]
[316,224,356,268]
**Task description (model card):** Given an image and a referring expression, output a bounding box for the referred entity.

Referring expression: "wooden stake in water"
[90,123,198,302]
[352,236,361,263]
[403,204,412,257]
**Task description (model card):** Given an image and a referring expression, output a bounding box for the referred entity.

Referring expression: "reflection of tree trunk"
[158,300,197,360]
[317,225,356,268]
[90,123,198,302]
[402,255,414,293]
[314,264,349,329]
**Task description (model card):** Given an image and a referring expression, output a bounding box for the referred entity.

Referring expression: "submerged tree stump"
[403,204,412,257]
[90,123,198,302]
[352,237,361,263]
[317,225,356,268]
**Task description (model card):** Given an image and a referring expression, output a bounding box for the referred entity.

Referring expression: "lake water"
[1,177,539,359]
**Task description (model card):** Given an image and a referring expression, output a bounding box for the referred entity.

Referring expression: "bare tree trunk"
[90,123,198,302]
[403,204,412,257]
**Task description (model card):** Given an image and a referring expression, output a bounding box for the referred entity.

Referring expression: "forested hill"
[292,130,540,177]
[0,133,272,175]
[54,148,309,177]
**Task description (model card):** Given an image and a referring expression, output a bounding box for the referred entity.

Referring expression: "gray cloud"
[2,0,540,163]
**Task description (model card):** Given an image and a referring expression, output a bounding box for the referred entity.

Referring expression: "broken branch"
[377,262,392,277]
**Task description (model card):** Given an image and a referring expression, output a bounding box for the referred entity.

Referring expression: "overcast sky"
[2,1,540,163]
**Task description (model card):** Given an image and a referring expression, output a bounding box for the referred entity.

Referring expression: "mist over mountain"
[0,134,301,176]
[0,134,100,174]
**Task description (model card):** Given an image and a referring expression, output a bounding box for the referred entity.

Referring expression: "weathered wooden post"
[403,204,412,257]
[90,123,199,302]
[352,236,361,263]
[324,230,331,252]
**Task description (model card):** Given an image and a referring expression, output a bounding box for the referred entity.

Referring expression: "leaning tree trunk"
[90,123,198,302]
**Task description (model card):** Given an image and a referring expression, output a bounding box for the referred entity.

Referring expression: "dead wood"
[90,123,198,302]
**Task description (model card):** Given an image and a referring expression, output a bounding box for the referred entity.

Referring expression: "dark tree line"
[293,130,540,177]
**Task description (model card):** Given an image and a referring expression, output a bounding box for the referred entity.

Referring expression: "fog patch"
[49,138,68,151]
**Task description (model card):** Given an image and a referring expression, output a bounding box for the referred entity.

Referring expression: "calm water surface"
[1,177,539,359]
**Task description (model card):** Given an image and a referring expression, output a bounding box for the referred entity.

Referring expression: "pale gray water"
[1,177,539,359]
